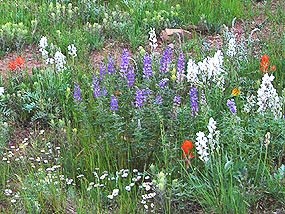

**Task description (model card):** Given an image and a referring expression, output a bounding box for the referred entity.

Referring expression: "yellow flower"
[171,68,177,81]
[231,88,241,96]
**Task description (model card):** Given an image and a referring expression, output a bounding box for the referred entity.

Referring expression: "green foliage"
[0,22,28,52]
[0,0,285,213]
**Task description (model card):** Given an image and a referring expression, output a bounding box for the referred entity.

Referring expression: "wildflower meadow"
[0,0,285,213]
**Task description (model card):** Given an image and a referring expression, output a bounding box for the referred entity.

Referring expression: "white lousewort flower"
[226,37,237,57]
[186,59,199,85]
[195,131,209,162]
[0,87,4,96]
[39,36,48,50]
[186,50,225,89]
[54,51,66,71]
[264,132,270,147]
[39,36,49,59]
[149,28,158,51]
[207,117,219,152]
[257,74,282,118]
[68,44,77,57]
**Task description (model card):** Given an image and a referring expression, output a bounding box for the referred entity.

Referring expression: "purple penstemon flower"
[92,75,101,98]
[190,87,199,116]
[227,99,237,114]
[143,53,153,79]
[110,95,119,111]
[120,49,130,76]
[73,83,82,102]
[126,66,136,88]
[160,46,173,73]
[177,52,185,82]
[173,95,181,106]
[158,78,169,89]
[108,56,116,74]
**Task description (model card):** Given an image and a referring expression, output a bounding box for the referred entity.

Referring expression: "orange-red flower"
[8,61,17,71]
[15,57,25,68]
[181,140,195,167]
[8,56,25,71]
[260,54,270,73]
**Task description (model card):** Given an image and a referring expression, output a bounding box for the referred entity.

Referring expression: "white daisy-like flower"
[112,189,119,197]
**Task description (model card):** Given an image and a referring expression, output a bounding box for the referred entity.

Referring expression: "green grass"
[1,0,285,213]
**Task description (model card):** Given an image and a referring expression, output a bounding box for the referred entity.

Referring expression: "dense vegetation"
[0,0,285,213]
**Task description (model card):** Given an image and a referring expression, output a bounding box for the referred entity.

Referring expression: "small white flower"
[68,44,77,57]
[4,189,12,196]
[125,186,131,191]
[112,189,119,197]
[100,173,108,180]
[107,194,114,200]
[121,172,128,178]
[76,174,84,179]
[0,87,4,96]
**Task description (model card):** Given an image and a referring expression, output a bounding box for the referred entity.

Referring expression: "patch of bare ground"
[0,45,42,77]
[250,194,285,214]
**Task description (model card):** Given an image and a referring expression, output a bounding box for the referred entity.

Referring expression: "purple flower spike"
[108,56,116,74]
[135,89,149,108]
[74,83,82,102]
[160,47,173,73]
[120,49,130,76]
[92,75,101,98]
[158,78,169,89]
[110,95,119,111]
[173,95,181,106]
[190,87,199,116]
[143,54,153,79]
[101,86,108,97]
[227,99,237,114]
[177,52,185,82]
[155,95,163,105]
[99,63,106,80]
[126,66,136,88]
